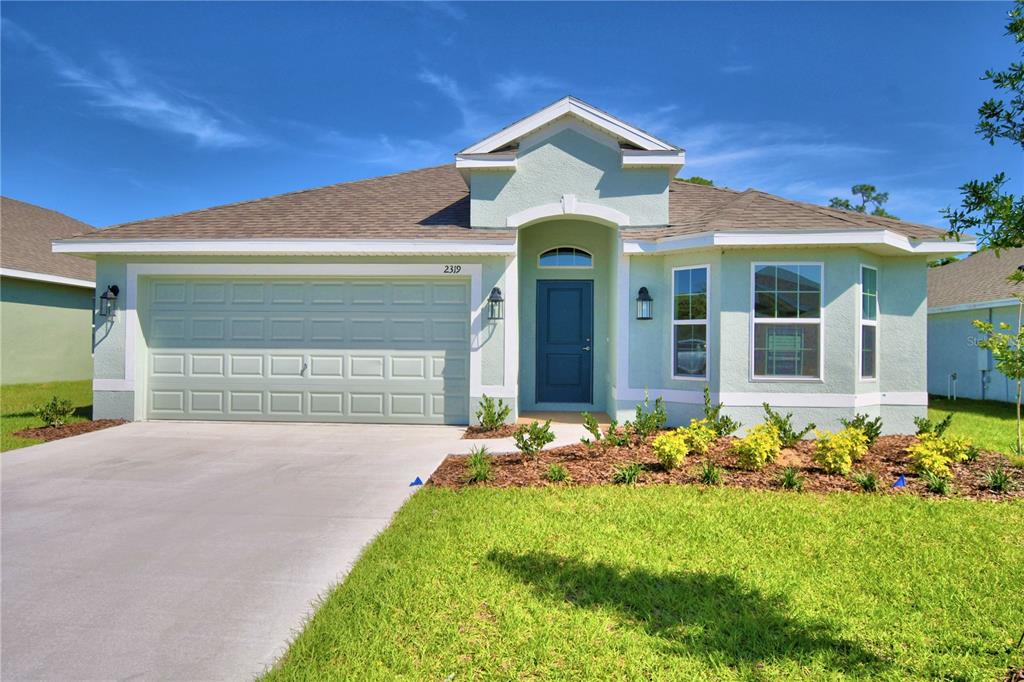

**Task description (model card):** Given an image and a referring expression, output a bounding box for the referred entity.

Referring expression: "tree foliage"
[682,176,714,186]
[943,1,1024,249]
[828,184,898,219]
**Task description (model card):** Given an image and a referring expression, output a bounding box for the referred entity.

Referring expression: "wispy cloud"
[720,64,755,75]
[418,1,467,22]
[3,18,260,149]
[494,73,564,101]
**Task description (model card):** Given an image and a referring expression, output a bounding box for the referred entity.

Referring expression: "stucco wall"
[0,276,94,384]
[928,303,1018,402]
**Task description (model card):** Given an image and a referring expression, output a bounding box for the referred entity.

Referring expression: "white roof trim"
[460,96,678,154]
[623,230,976,256]
[928,297,1020,315]
[0,267,94,289]
[52,238,517,256]
[454,152,517,171]
[621,149,685,169]
[506,194,631,228]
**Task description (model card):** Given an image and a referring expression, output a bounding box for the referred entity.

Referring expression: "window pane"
[753,264,821,320]
[797,292,820,318]
[674,268,708,321]
[861,325,876,378]
[753,323,820,378]
[754,292,775,318]
[776,266,799,291]
[571,250,592,267]
[798,265,822,292]
[754,265,777,293]
[674,325,707,377]
[862,293,877,321]
[539,250,558,266]
[862,267,877,295]
[540,247,591,268]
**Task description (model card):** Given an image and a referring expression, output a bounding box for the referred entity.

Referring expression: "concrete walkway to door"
[1,421,464,681]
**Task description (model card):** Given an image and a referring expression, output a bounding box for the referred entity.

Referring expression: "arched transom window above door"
[538,247,593,269]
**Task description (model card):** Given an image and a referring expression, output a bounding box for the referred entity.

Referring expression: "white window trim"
[670,264,710,381]
[749,261,825,382]
[858,264,879,382]
[537,246,594,270]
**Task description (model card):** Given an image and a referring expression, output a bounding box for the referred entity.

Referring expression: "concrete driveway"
[2,421,464,681]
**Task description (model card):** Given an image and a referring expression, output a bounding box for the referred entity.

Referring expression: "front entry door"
[536,280,594,403]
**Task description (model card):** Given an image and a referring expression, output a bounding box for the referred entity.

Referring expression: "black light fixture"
[636,286,653,320]
[99,284,120,318]
[487,287,504,320]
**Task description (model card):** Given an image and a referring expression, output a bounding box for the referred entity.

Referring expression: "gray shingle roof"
[928,247,1024,309]
[65,166,950,243]
[1,197,95,281]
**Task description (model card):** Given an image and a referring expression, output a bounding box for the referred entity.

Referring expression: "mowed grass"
[267,487,1024,681]
[0,380,92,452]
[929,395,1018,456]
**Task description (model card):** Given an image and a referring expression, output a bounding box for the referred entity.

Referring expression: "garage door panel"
[145,277,470,424]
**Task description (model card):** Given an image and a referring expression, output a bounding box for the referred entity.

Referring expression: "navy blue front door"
[536,280,593,404]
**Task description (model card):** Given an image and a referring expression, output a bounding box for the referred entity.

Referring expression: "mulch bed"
[429,434,1024,501]
[14,419,127,443]
[462,424,519,439]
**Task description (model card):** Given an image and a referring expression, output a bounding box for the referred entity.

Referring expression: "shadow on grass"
[488,550,888,675]
[929,395,1015,420]
[3,405,92,420]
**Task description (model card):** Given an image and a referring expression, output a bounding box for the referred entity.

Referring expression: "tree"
[828,184,899,219]
[973,269,1024,455]
[682,176,714,186]
[943,1,1024,250]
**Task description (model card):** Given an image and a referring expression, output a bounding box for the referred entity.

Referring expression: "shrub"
[730,423,782,471]
[475,395,511,431]
[35,396,74,427]
[813,427,869,476]
[983,465,1015,493]
[851,470,879,492]
[465,446,492,483]
[544,463,570,483]
[840,413,883,446]
[964,443,981,462]
[580,413,628,448]
[699,460,722,485]
[913,413,954,437]
[703,386,741,437]
[652,431,688,471]
[680,418,718,455]
[611,461,643,485]
[779,466,804,492]
[762,403,815,447]
[922,470,950,496]
[513,420,555,458]
[907,433,972,479]
[628,392,667,443]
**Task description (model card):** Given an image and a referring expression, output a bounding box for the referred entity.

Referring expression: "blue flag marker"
[409,476,423,487]
[893,475,906,488]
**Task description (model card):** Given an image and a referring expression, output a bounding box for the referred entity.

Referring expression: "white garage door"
[142,277,470,424]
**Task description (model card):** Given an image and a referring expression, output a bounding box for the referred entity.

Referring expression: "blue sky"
[2,1,1020,229]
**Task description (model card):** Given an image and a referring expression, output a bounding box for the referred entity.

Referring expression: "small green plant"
[703,386,741,436]
[611,461,643,485]
[652,431,688,471]
[840,413,883,446]
[581,412,602,447]
[475,395,511,431]
[699,460,722,485]
[779,466,804,492]
[513,420,555,458]
[465,445,492,483]
[34,396,75,427]
[762,403,815,447]
[813,427,869,475]
[580,413,628,449]
[908,433,972,479]
[851,470,879,492]
[731,423,782,471]
[922,470,951,496]
[913,413,954,437]
[544,463,570,484]
[628,392,667,443]
[964,443,981,462]
[983,465,1015,493]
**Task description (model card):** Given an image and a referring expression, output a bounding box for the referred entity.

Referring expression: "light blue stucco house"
[54,97,973,432]
[928,247,1023,402]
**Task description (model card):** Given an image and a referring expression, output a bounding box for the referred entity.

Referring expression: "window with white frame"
[538,247,592,268]
[672,266,708,378]
[860,266,878,379]
[752,263,822,379]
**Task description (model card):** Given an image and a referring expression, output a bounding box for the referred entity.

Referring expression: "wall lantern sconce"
[99,284,120,318]
[487,287,505,321]
[636,287,653,320]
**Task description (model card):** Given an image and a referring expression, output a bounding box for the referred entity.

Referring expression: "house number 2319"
[443,265,462,274]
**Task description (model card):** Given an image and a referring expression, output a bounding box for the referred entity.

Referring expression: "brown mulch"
[462,424,519,439]
[14,419,127,443]
[429,434,1024,501]
[1006,666,1024,682]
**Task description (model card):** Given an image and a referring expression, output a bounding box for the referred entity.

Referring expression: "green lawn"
[0,380,92,452]
[929,395,1018,456]
[267,487,1023,681]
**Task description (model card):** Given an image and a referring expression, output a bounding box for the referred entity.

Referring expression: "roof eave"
[622,229,977,256]
[52,237,518,257]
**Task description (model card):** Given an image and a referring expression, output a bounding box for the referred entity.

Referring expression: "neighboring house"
[927,248,1024,402]
[54,97,972,432]
[1,197,95,385]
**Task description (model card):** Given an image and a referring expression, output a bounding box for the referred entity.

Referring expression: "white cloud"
[720,64,754,75]
[3,19,260,149]
[494,73,564,101]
